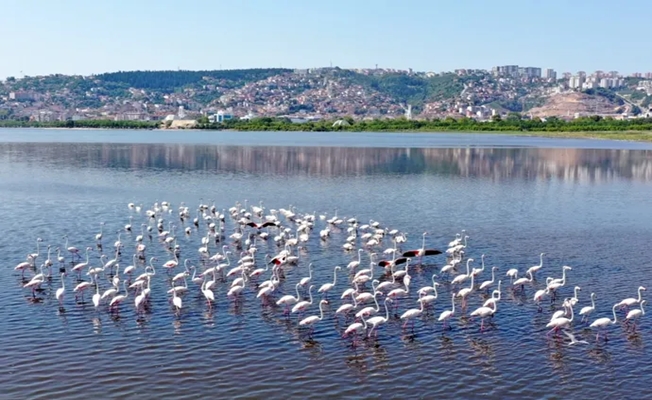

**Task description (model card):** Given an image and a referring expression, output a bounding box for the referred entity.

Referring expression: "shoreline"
[1,125,652,143]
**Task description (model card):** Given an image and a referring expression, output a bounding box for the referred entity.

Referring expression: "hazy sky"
[1,0,650,78]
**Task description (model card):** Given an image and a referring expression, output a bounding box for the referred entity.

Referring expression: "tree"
[506,112,522,121]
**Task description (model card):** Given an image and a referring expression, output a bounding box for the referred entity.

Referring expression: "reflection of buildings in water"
[2,143,651,182]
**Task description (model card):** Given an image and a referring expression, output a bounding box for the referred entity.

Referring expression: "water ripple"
[0,137,651,399]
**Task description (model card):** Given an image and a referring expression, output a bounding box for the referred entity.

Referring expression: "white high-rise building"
[569,75,585,89]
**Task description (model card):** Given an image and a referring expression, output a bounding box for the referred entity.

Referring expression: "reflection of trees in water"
[2,143,651,182]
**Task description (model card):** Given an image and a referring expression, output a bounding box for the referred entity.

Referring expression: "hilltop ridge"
[1,67,651,123]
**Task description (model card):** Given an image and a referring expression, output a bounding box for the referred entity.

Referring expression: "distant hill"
[95,69,291,91]
[1,67,651,121]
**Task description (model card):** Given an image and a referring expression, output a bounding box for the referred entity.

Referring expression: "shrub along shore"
[1,116,652,142]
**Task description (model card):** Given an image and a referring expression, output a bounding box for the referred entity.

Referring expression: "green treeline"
[2,116,652,140]
[96,68,292,91]
[0,119,158,129]
[199,115,652,133]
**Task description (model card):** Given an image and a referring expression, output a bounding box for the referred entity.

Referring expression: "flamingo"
[387,273,411,309]
[505,267,518,282]
[201,277,215,308]
[27,238,43,265]
[134,286,147,311]
[546,299,574,336]
[14,261,32,277]
[171,284,183,313]
[24,271,45,297]
[447,232,463,248]
[355,290,381,319]
[526,252,545,278]
[123,254,138,276]
[579,293,596,322]
[318,266,341,297]
[63,235,80,261]
[512,270,533,291]
[55,273,65,307]
[343,314,368,345]
[550,298,571,322]
[366,298,392,337]
[73,278,93,301]
[480,266,499,291]
[617,286,646,312]
[109,281,129,311]
[438,293,456,329]
[298,263,313,286]
[347,249,364,270]
[470,300,498,331]
[299,299,328,336]
[590,304,618,341]
[125,215,133,232]
[533,285,549,312]
[547,266,572,300]
[625,300,646,330]
[335,292,358,316]
[483,280,502,307]
[456,273,475,308]
[276,283,302,313]
[400,297,426,329]
[471,254,485,277]
[92,281,101,308]
[375,274,396,293]
[569,286,581,306]
[451,258,474,285]
[228,278,246,298]
[401,231,442,264]
[563,330,589,346]
[292,285,314,314]
[162,251,179,272]
[418,274,439,296]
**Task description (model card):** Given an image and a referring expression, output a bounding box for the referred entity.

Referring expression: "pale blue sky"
[1,0,650,78]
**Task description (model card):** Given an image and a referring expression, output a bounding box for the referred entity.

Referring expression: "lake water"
[1,128,652,399]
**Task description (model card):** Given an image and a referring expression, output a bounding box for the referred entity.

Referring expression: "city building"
[9,91,36,101]
[545,69,557,80]
[569,75,585,89]
[209,110,234,123]
[493,65,543,79]
[493,65,520,77]
[519,67,542,78]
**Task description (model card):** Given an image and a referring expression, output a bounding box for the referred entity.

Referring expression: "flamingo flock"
[13,199,647,346]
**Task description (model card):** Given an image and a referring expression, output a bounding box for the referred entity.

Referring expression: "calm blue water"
[1,128,651,399]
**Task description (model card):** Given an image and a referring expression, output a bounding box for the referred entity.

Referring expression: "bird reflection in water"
[588,345,611,364]
[468,337,494,358]
[229,298,245,317]
[56,308,70,334]
[439,334,455,358]
[136,313,152,333]
[202,309,215,326]
[401,331,421,347]
[625,331,644,349]
[301,338,323,361]
[345,353,368,376]
[92,317,102,335]
[369,343,389,371]
[173,318,182,335]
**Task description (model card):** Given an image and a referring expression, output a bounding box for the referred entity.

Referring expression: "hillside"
[528,92,624,118]
[1,67,651,122]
